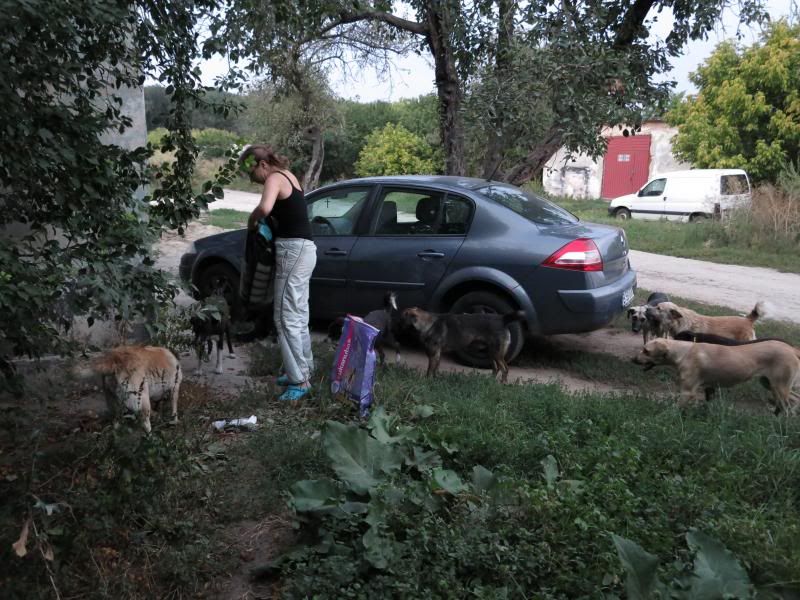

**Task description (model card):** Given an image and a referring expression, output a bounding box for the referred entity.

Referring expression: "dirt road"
[630,250,800,324]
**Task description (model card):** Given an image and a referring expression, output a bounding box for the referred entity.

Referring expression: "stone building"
[543,120,690,200]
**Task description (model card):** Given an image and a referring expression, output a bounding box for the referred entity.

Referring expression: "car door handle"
[417,250,445,259]
[324,248,348,256]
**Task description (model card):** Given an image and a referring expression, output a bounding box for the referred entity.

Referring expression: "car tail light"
[542,238,603,272]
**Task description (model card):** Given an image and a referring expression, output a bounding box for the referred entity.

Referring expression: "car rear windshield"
[477,184,578,225]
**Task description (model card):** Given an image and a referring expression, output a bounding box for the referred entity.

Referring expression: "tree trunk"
[425,4,465,176]
[481,0,515,179]
[504,127,564,186]
[301,125,324,191]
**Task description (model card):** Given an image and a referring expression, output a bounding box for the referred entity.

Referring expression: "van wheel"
[614,208,631,220]
[689,213,709,223]
[450,291,526,368]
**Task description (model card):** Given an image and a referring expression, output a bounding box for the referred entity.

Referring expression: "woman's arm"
[248,175,282,229]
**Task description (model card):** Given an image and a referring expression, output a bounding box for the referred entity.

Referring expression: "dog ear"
[669,308,683,320]
[626,308,634,319]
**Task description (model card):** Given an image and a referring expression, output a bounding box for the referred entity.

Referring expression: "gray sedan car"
[179,175,636,365]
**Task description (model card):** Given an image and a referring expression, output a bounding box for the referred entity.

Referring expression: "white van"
[607,169,751,222]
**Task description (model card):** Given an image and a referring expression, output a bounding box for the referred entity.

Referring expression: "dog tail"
[746,301,766,323]
[384,291,399,311]
[503,310,526,326]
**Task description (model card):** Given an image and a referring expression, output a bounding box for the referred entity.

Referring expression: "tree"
[667,20,800,183]
[218,0,767,182]
[355,123,440,176]
[1,0,238,389]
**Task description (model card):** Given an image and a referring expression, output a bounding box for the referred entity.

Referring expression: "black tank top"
[270,172,313,240]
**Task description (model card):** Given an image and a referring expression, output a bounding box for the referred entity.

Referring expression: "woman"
[241,144,316,402]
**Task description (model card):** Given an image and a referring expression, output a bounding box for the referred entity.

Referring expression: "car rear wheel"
[614,207,631,220]
[689,213,709,223]
[450,291,526,369]
[196,262,239,306]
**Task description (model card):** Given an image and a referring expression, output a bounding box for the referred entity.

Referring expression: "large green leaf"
[686,530,752,599]
[611,534,661,600]
[362,526,402,570]
[541,454,559,488]
[289,479,342,515]
[431,467,467,495]
[406,445,442,473]
[322,421,403,495]
[367,406,407,444]
[471,465,496,494]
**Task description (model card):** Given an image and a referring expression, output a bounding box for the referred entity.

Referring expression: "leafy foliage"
[612,530,753,599]
[667,20,800,182]
[354,123,441,176]
[1,1,242,384]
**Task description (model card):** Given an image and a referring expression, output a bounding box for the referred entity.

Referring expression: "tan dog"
[77,346,182,433]
[647,301,764,341]
[633,338,800,414]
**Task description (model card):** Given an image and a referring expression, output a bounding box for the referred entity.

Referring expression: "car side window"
[373,190,472,236]
[639,178,666,197]
[307,188,370,236]
[721,174,748,195]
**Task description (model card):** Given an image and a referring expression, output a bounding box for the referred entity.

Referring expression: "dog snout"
[631,319,642,333]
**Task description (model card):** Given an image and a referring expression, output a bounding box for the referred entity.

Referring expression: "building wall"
[543,121,691,199]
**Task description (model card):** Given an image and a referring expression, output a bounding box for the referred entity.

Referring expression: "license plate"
[621,287,635,308]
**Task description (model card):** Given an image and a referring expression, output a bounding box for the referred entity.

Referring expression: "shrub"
[355,123,440,177]
[193,128,244,158]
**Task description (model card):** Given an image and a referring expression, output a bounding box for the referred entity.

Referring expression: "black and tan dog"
[327,292,403,366]
[191,292,236,375]
[633,338,800,414]
[402,307,525,382]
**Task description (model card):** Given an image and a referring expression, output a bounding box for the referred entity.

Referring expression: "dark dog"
[190,292,235,375]
[627,292,670,344]
[402,307,526,382]
[364,292,402,365]
[327,292,403,365]
[673,331,788,346]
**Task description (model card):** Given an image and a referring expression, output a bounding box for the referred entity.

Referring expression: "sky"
[199,0,795,103]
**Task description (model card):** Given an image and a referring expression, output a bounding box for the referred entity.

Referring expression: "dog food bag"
[330,316,379,418]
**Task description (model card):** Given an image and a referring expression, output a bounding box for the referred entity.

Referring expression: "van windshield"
[477,184,578,226]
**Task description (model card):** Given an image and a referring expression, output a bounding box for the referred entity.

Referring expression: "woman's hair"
[239,144,290,170]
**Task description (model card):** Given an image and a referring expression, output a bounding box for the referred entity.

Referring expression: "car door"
[345,187,473,315]
[306,186,374,320]
[630,177,667,220]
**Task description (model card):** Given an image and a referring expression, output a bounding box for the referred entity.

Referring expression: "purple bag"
[330,315,379,417]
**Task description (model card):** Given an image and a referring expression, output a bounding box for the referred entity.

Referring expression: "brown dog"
[646,301,764,341]
[76,345,182,433]
[633,338,800,414]
[402,307,525,382]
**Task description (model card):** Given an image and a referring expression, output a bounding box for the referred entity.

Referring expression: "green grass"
[555,197,800,274]
[206,208,249,229]
[260,346,800,597]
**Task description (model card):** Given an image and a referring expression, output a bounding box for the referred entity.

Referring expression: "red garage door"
[601,135,651,199]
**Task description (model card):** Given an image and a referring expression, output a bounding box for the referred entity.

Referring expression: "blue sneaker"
[278,385,310,402]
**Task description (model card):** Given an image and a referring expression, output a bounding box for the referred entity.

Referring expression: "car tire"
[450,291,526,368]
[196,262,239,306]
[614,207,631,220]
[689,213,709,223]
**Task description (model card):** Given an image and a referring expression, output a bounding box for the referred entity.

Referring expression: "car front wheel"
[614,207,631,220]
[449,291,526,368]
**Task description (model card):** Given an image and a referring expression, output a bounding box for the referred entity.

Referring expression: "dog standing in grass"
[191,292,236,375]
[402,307,525,382]
[633,338,800,414]
[647,301,765,341]
[76,345,182,433]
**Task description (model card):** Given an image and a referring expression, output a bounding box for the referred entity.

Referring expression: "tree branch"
[613,0,657,48]
[302,9,429,46]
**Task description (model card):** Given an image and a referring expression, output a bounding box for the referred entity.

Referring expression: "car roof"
[653,169,748,178]
[313,175,500,194]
